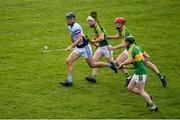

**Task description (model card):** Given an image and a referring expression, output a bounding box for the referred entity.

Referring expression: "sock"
[67,74,73,83]
[157,73,163,79]
[106,63,112,67]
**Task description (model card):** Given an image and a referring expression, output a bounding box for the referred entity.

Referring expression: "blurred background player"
[108,17,167,87]
[60,12,117,87]
[119,36,158,112]
[85,11,114,83]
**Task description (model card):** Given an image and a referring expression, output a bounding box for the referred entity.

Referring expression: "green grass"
[0,0,180,119]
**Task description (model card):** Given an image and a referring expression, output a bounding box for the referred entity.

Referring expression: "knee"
[88,62,95,68]
[90,63,96,68]
[66,59,72,65]
[93,58,98,63]
[127,85,132,91]
[114,60,121,66]
[145,60,150,66]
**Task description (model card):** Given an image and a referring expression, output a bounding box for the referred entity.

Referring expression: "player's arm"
[72,33,83,47]
[109,36,126,50]
[91,33,104,43]
[107,34,120,39]
[119,57,133,68]
[143,51,150,60]
[89,40,99,48]
[66,33,83,50]
[86,36,99,48]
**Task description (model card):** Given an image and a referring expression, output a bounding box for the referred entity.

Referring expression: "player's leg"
[137,82,153,105]
[94,45,114,75]
[92,50,103,78]
[127,75,139,95]
[115,50,131,86]
[143,52,167,88]
[86,51,103,83]
[83,44,117,73]
[106,45,114,63]
[143,52,160,73]
[86,56,117,73]
[137,75,158,112]
[60,51,81,86]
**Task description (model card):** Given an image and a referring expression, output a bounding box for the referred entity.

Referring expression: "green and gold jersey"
[94,23,109,47]
[128,44,147,75]
[118,26,131,38]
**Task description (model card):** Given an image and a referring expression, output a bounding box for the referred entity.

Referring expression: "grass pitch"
[0,0,180,118]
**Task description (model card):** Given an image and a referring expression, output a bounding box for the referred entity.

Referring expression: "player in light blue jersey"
[60,12,117,87]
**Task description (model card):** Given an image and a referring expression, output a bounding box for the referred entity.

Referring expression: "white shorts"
[73,44,92,58]
[115,49,128,63]
[96,45,113,59]
[131,74,147,83]
[123,49,128,55]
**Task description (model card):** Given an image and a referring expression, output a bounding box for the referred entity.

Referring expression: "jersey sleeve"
[74,29,81,35]
[73,24,81,35]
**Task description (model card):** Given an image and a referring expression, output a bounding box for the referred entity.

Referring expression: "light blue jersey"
[67,22,92,58]
[68,22,87,46]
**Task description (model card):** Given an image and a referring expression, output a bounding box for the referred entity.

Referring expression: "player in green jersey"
[108,17,167,88]
[119,36,158,112]
[86,11,115,83]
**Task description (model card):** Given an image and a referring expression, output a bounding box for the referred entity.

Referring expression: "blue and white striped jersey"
[68,22,85,46]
